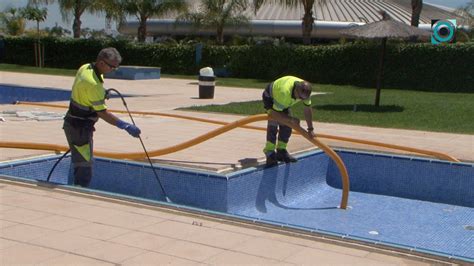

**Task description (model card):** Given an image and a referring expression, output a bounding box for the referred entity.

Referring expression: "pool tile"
[1,224,56,242]
[38,253,115,265]
[185,226,254,249]
[73,241,144,263]
[158,240,224,262]
[66,222,131,240]
[140,220,204,240]
[204,250,281,264]
[121,251,197,265]
[30,231,101,252]
[109,231,176,252]
[0,243,64,264]
[284,247,388,265]
[91,210,164,230]
[0,208,50,223]
[365,252,431,265]
[233,237,304,260]
[25,214,89,231]
[0,238,19,250]
[0,219,17,229]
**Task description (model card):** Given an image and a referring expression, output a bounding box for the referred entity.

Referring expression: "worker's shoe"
[265,151,278,167]
[276,149,298,163]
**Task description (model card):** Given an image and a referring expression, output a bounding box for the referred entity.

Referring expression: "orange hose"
[15,101,459,162]
[0,113,350,209]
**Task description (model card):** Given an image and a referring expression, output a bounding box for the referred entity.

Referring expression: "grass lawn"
[0,64,77,76]
[1,64,472,134]
[181,84,474,134]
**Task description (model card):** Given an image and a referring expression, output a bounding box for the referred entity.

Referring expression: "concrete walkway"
[0,71,470,264]
[1,180,443,265]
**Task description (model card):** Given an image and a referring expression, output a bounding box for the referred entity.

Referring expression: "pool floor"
[231,179,473,261]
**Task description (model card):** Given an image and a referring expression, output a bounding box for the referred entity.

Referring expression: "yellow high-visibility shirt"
[271,76,311,111]
[70,63,107,112]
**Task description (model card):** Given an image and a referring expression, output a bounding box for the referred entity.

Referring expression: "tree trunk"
[411,0,423,27]
[302,10,314,45]
[36,21,40,39]
[138,18,147,42]
[217,26,224,45]
[73,17,81,38]
[375,38,387,107]
[72,2,82,39]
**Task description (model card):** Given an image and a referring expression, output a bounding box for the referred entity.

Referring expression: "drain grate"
[464,225,474,230]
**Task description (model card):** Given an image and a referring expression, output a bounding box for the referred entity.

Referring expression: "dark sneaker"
[276,149,298,163]
[265,151,278,167]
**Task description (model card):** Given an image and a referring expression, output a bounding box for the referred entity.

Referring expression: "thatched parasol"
[341,11,430,106]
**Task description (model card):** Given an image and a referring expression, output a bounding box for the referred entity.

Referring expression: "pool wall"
[226,152,331,213]
[0,84,132,104]
[326,152,474,207]
[0,84,71,104]
[1,150,472,211]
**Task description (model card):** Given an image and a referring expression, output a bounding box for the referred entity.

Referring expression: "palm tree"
[455,1,473,27]
[93,0,126,32]
[29,0,105,38]
[0,8,26,36]
[455,0,474,40]
[21,5,48,67]
[179,0,250,45]
[410,0,423,27]
[252,0,326,44]
[21,5,48,38]
[121,0,188,42]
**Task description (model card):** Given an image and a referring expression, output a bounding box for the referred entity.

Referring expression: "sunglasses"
[102,60,119,70]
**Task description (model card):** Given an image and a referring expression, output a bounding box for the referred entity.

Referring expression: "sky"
[0,1,114,32]
[0,0,470,32]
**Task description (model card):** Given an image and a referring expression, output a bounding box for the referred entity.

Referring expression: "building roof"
[120,0,465,39]
[181,0,462,24]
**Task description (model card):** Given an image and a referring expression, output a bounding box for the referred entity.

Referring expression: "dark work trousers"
[262,83,292,149]
[63,120,94,187]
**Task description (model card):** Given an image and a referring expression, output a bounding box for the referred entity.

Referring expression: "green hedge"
[2,37,472,92]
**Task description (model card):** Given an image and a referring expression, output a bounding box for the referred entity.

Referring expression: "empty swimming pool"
[0,149,472,262]
[0,84,132,104]
[0,84,71,104]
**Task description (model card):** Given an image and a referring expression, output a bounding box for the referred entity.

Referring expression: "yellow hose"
[0,112,350,209]
[15,101,460,162]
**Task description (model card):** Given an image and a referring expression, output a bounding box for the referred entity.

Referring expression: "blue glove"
[116,120,141,138]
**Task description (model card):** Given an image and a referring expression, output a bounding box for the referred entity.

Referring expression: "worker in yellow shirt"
[262,76,315,167]
[63,47,140,187]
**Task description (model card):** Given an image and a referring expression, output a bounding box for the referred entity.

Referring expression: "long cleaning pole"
[106,88,170,202]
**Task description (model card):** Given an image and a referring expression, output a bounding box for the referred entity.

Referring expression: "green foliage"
[21,6,47,23]
[0,8,26,36]
[121,0,189,42]
[178,0,250,44]
[44,23,71,37]
[21,5,48,39]
[223,42,473,92]
[2,37,473,92]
